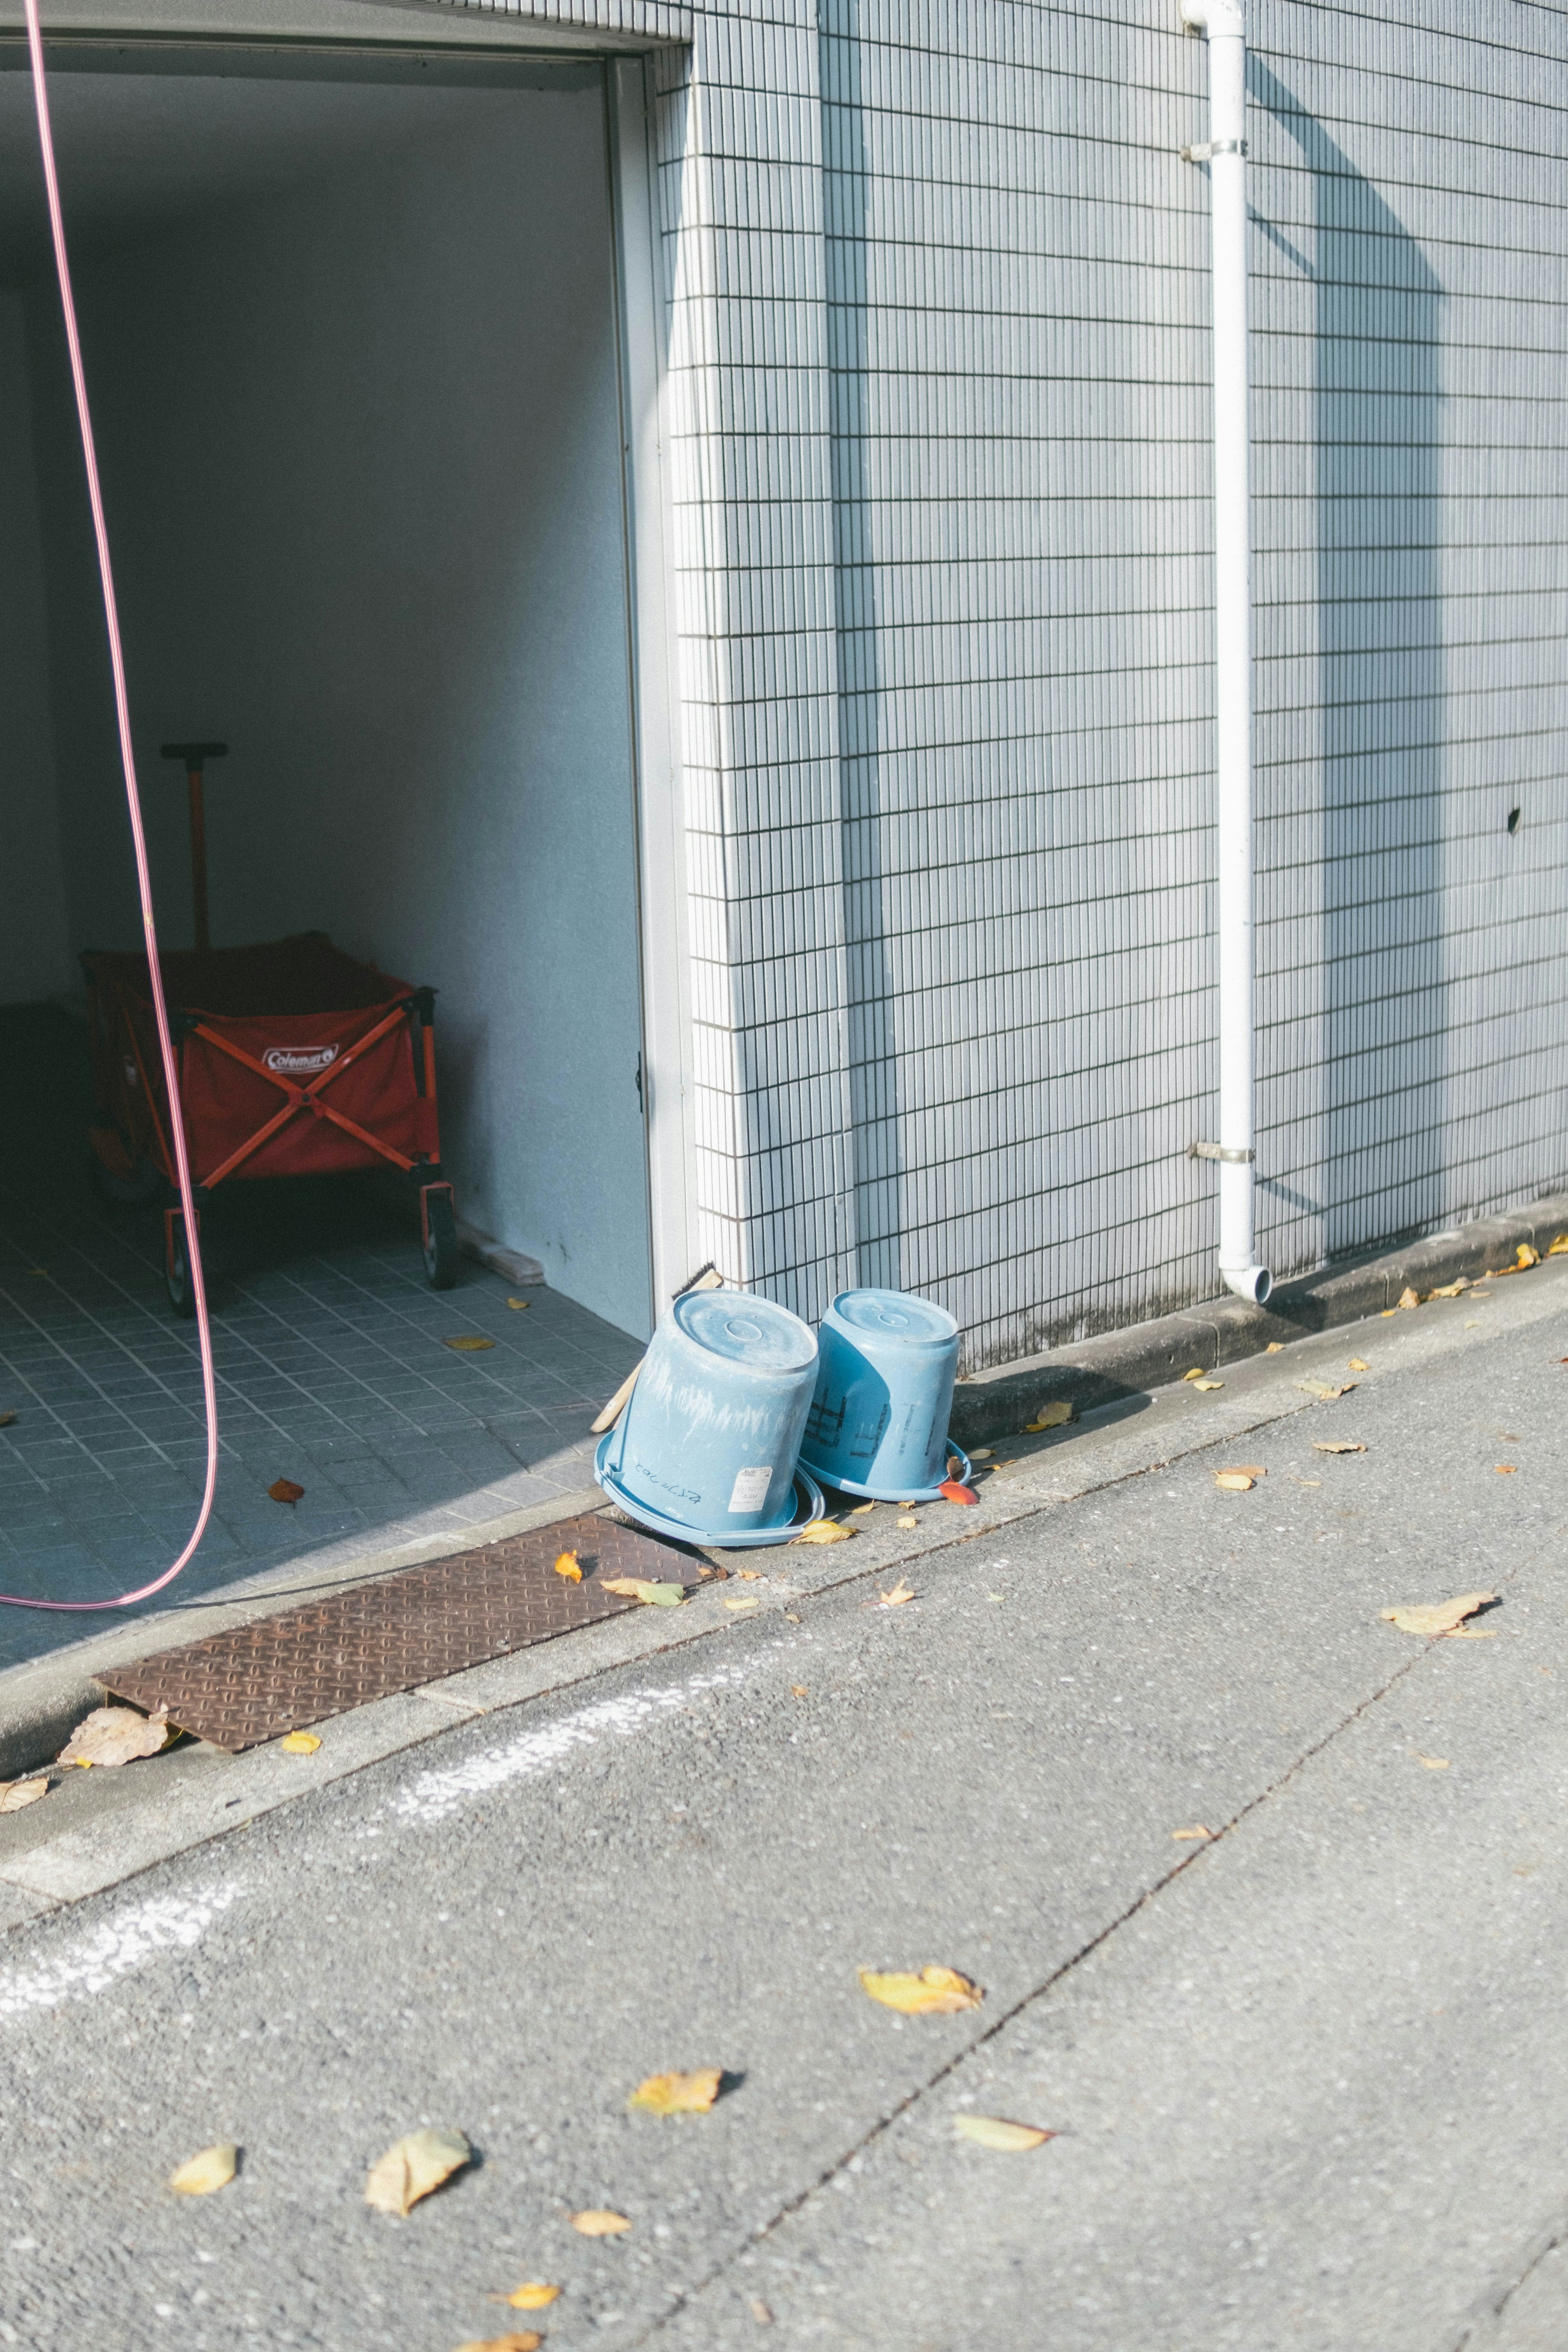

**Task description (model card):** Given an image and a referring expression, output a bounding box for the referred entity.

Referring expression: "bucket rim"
[797,1440,972,1504]
[824,1286,959,1345]
[594,1434,826,1549]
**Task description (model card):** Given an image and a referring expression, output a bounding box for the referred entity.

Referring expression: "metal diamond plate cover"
[97,1512,704,1753]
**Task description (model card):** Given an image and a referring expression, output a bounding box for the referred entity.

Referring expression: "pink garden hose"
[1,0,219,1609]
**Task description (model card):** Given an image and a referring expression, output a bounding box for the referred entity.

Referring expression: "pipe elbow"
[1221,1263,1272,1307]
[1180,0,1245,36]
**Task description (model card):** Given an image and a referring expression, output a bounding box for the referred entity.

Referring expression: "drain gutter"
[1180,0,1270,1307]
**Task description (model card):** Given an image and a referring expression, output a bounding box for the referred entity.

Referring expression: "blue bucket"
[601,1288,819,1540]
[799,1287,960,1501]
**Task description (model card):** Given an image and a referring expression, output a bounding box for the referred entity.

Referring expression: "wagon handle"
[160,740,227,953]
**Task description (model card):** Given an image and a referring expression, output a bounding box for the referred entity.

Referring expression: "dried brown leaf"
[953,2113,1056,2152]
[454,2335,541,2352]
[0,1409,15,1426]
[364,2128,471,2216]
[443,1334,496,1352]
[628,2068,722,2116]
[570,2208,631,2236]
[877,1579,916,1607]
[1172,1825,1212,1841]
[1214,1472,1254,1492]
[1023,1399,1073,1431]
[268,1477,305,1506]
[1313,1439,1366,1454]
[1380,1592,1497,1639]
[1265,1342,1284,1353]
[1497,1463,1518,1474]
[58,1705,172,1769]
[859,1965,983,2016]
[0,1776,49,1813]
[1425,1280,1468,1300]
[1297,1379,1355,1401]
[1396,1287,1421,1310]
[169,2143,238,2196]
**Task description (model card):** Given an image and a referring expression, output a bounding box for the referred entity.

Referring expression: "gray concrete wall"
[25,75,653,1336]
[0,287,70,1008]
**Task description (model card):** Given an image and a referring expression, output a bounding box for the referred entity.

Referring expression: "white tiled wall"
[470,0,1568,1366]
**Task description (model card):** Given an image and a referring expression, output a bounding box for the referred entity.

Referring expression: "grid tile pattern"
[432,0,692,36]
[648,0,1568,1367]
[0,1012,639,1673]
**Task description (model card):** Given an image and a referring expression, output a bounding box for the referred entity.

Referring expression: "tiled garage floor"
[0,1007,642,1671]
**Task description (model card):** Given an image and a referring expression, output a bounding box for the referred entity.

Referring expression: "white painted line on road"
[385,1659,756,1827]
[0,1882,237,2018]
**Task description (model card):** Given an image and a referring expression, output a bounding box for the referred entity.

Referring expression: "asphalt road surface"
[1,1278,1565,2352]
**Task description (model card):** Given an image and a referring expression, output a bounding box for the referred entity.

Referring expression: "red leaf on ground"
[268,1478,305,1506]
[938,1479,978,1506]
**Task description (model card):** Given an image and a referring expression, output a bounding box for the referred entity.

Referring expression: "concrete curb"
[948,1192,1568,1449]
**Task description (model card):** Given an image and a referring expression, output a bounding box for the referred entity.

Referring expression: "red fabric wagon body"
[82,935,457,1304]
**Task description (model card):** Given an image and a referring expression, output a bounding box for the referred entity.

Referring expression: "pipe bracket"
[1189,1140,1255,1164]
[1180,139,1247,162]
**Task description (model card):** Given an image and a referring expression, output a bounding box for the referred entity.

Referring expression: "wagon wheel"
[165,1212,198,1319]
[422,1188,459,1290]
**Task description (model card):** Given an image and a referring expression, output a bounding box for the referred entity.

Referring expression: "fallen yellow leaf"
[58,1705,173,1769]
[1192,1379,1224,1392]
[1380,1591,1497,1639]
[570,2209,631,2236]
[1172,1825,1212,1841]
[1347,1358,1370,1372]
[1292,1476,1322,1487]
[791,1684,808,1697]
[1415,1753,1450,1771]
[1181,1368,1205,1382]
[1425,1280,1468,1300]
[364,2128,471,2216]
[971,1447,993,1460]
[1496,1463,1518,1474]
[849,1501,877,1516]
[454,2336,540,2352]
[443,1335,496,1352]
[1024,1399,1073,1431]
[506,1296,532,1310]
[554,1550,583,1583]
[1517,1243,1541,1268]
[1549,1234,1568,1256]
[751,2301,774,2325]
[737,1568,764,1579]
[1313,1439,1365,1454]
[1296,1379,1354,1401]
[279,1731,321,1755]
[722,1595,760,1610]
[0,1776,49,1813]
[858,1965,983,2016]
[792,1520,852,1544]
[497,2285,559,2311]
[628,2068,722,2116]
[1214,1472,1254,1492]
[896,1514,918,1529]
[1396,1287,1421,1310]
[953,2113,1056,2152]
[1265,1341,1284,1353]
[601,1577,686,1606]
[169,2143,238,2196]
[878,1579,916,1607]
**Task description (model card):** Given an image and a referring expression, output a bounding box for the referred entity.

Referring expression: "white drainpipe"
[1180,0,1272,1306]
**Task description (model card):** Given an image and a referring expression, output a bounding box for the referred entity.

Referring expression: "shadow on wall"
[1252,63,1447,1262]
[819,0,903,1295]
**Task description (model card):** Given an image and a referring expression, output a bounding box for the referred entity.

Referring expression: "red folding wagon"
[82,931,459,1315]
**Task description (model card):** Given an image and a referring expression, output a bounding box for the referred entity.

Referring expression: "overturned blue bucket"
[799,1287,963,1501]
[597,1288,822,1546]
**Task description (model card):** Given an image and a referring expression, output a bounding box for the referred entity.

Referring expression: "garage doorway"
[0,33,657,1340]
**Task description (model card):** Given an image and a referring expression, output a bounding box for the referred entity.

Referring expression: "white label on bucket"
[728,1466,773,1513]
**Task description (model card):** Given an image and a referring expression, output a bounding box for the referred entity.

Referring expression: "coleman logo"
[265,1044,339,1076]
